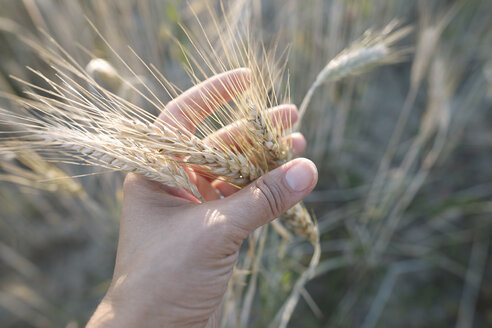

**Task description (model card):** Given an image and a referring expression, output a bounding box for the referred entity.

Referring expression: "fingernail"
[285,159,316,192]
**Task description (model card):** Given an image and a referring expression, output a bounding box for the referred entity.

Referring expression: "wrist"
[87,287,207,328]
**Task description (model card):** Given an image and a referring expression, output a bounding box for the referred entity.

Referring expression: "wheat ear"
[246,103,290,168]
[296,21,412,127]
[282,203,318,244]
[244,104,316,242]
[39,130,202,199]
[117,118,264,184]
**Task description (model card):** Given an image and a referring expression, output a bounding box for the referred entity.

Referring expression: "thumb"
[218,158,318,233]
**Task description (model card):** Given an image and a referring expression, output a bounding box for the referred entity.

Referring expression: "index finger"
[157,68,251,133]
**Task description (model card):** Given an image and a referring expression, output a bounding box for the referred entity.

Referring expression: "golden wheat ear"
[282,202,318,244]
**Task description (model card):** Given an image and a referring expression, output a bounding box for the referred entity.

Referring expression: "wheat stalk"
[0,9,317,242]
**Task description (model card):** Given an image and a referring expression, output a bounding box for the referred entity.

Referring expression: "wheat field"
[0,0,491,327]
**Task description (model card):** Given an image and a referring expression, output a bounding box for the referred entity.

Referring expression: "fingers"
[157,68,251,133]
[191,174,222,201]
[214,158,318,234]
[285,132,306,158]
[203,104,298,149]
[164,170,220,202]
[211,179,240,197]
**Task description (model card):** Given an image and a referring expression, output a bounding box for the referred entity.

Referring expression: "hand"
[87,69,318,327]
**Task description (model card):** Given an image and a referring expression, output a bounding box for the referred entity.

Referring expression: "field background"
[0,0,491,327]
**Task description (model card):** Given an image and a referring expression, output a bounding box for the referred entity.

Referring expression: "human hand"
[87,69,318,327]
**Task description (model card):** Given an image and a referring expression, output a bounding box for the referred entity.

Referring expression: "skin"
[87,68,318,327]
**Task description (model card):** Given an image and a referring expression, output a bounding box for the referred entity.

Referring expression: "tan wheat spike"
[38,129,202,200]
[297,21,412,126]
[117,118,265,183]
[281,203,318,244]
[1,9,307,235]
[246,102,290,169]
[242,104,317,242]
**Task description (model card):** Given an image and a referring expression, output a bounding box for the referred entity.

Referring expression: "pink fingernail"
[285,159,317,192]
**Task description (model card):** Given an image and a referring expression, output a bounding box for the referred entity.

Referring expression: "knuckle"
[122,173,138,193]
[255,177,285,219]
[122,173,153,197]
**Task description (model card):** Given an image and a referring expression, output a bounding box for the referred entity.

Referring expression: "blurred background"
[0,0,491,327]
